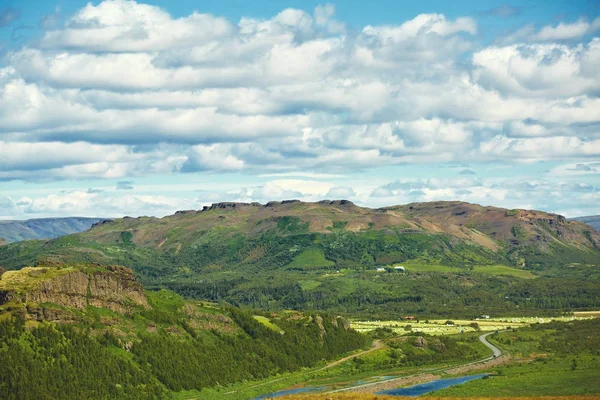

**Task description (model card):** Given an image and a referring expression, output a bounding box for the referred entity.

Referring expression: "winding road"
[328,331,505,394]
[479,331,502,359]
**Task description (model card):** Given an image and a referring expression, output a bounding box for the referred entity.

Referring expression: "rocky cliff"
[0,264,149,319]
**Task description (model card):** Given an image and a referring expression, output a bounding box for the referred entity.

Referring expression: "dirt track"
[320,340,383,370]
[328,332,510,394]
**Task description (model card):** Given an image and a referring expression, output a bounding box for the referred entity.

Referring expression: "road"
[328,331,505,394]
[479,331,502,359]
[222,339,382,395]
[319,340,383,370]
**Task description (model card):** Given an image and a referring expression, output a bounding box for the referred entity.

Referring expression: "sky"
[0,0,599,219]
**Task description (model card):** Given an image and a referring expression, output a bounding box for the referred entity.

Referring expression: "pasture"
[395,261,537,279]
[351,315,594,336]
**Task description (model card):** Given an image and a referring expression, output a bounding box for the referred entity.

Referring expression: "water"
[253,386,324,399]
[376,374,487,397]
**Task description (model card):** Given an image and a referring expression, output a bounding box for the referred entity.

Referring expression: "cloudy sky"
[0,0,599,219]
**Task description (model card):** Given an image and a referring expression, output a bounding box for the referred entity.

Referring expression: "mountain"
[0,263,366,400]
[0,217,108,243]
[0,200,599,317]
[571,215,600,231]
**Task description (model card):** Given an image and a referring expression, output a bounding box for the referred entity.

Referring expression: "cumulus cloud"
[532,18,600,41]
[0,0,598,218]
[326,186,356,198]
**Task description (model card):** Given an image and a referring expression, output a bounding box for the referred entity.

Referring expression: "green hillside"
[0,201,599,317]
[0,263,367,400]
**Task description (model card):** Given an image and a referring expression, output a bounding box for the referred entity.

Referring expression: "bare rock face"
[315,315,326,340]
[1,265,149,316]
[414,336,428,348]
[336,316,352,330]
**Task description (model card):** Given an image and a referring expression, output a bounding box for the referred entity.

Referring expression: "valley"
[0,200,599,399]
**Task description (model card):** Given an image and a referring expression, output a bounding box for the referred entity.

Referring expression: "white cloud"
[532,18,599,41]
[0,0,598,219]
[326,186,356,198]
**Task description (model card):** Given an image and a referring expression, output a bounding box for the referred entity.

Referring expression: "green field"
[253,315,284,333]
[398,261,537,279]
[351,315,592,336]
[434,318,600,397]
[286,249,336,270]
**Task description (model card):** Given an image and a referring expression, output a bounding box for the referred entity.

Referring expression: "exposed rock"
[26,305,76,323]
[336,316,352,330]
[315,315,325,340]
[205,202,261,211]
[317,199,356,207]
[414,336,428,348]
[174,210,196,215]
[0,265,149,316]
[431,338,446,351]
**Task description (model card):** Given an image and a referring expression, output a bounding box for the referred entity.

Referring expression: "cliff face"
[0,265,149,317]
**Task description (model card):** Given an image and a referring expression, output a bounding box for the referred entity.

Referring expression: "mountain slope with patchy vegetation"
[571,215,600,231]
[0,201,598,317]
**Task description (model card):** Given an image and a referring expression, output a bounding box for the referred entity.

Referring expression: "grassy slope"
[0,201,598,317]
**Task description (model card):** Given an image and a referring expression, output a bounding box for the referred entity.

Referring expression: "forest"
[0,289,367,400]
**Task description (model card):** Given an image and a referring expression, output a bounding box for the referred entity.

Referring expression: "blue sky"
[0,0,599,219]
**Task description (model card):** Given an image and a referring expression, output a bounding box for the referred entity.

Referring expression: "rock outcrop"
[0,264,149,316]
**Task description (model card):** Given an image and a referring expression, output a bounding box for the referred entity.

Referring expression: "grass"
[472,265,536,279]
[351,315,594,336]
[253,315,284,333]
[287,249,336,270]
[433,356,600,397]
[299,280,323,291]
[0,266,76,292]
[397,261,537,279]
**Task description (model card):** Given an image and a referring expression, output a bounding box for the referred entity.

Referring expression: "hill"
[0,217,108,243]
[0,263,366,400]
[571,215,600,231]
[0,200,599,317]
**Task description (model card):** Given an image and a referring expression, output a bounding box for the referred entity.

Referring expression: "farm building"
[394,266,405,272]
[376,267,386,272]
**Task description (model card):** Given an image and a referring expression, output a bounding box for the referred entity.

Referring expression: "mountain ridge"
[0,217,108,243]
[0,200,598,317]
[571,215,600,231]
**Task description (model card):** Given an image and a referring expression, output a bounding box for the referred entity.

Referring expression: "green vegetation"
[435,318,600,397]
[0,201,598,318]
[287,248,336,270]
[0,286,367,400]
[253,315,283,333]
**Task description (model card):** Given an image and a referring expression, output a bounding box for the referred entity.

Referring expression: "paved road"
[329,331,505,394]
[479,331,502,359]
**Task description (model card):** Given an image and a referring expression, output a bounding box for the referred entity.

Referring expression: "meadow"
[395,261,537,279]
[351,315,594,336]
